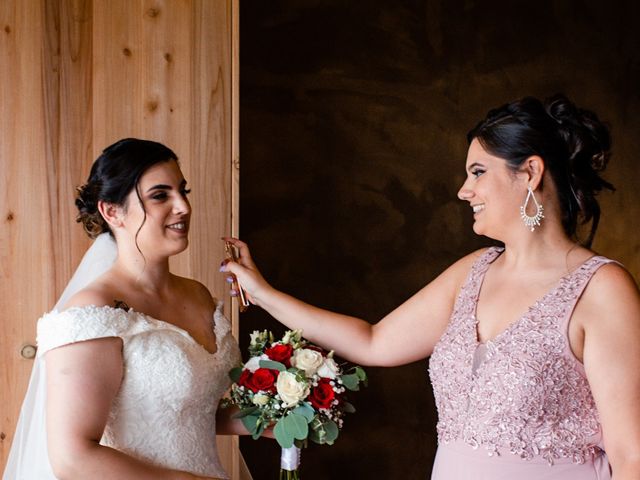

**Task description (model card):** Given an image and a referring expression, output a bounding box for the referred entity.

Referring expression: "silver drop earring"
[520,186,544,231]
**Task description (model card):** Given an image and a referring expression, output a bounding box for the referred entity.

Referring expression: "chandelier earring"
[520,186,544,231]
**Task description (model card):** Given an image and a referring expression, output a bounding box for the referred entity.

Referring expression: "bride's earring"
[520,186,544,231]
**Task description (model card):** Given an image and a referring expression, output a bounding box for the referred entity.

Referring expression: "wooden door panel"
[0,1,244,476]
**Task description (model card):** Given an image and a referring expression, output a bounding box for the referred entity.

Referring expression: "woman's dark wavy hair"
[467,94,614,247]
[76,138,178,239]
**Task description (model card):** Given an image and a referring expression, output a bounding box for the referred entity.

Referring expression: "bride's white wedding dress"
[39,304,241,478]
[5,303,241,479]
[4,234,243,479]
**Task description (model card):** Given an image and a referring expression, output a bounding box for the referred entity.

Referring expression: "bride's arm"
[216,406,250,435]
[216,405,275,439]
[45,337,220,480]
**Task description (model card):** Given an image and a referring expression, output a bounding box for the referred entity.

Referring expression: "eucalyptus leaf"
[282,413,309,440]
[323,419,339,443]
[308,426,323,444]
[341,373,360,391]
[342,401,356,414]
[355,366,368,382]
[252,418,266,440]
[292,404,315,423]
[274,418,294,448]
[259,360,286,371]
[229,367,243,383]
[240,414,259,435]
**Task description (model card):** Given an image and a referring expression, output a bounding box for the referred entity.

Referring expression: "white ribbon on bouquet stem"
[280,446,301,471]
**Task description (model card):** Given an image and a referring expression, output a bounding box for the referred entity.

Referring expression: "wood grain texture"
[0,0,51,464]
[1,1,242,475]
[92,0,143,152]
[187,1,245,476]
[43,0,93,297]
[187,0,233,303]
[231,3,248,477]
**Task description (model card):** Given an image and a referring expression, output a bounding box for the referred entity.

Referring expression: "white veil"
[3,233,118,480]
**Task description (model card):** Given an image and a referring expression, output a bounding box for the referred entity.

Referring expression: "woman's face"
[121,160,192,259]
[457,139,527,239]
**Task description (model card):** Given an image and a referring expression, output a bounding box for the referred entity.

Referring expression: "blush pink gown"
[429,247,613,479]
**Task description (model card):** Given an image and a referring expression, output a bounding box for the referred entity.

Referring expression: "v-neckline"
[473,249,597,346]
[141,311,221,356]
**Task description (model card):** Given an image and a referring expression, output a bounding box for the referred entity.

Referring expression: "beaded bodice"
[429,247,612,465]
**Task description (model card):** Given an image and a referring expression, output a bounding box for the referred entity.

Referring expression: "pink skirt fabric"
[431,441,612,480]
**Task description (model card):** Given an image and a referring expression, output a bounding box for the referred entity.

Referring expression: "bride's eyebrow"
[146,179,187,193]
[146,184,172,192]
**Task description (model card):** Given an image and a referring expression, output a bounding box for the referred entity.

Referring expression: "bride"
[4,138,249,479]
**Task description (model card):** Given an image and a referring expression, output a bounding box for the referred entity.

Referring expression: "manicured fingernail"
[226,276,234,283]
[230,289,238,296]
[219,265,226,272]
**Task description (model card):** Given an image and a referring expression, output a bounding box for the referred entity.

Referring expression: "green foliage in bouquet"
[226,329,368,449]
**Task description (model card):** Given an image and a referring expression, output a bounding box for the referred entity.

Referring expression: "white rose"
[291,348,324,377]
[316,357,339,379]
[276,371,309,407]
[252,393,270,406]
[244,354,268,373]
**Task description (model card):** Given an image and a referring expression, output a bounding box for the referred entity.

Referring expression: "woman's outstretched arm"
[222,238,483,366]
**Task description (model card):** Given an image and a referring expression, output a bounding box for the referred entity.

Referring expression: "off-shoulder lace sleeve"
[37,305,139,356]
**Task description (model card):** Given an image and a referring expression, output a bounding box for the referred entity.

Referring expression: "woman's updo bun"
[75,138,178,239]
[467,94,615,247]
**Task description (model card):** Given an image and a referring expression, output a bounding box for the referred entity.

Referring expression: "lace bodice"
[429,247,613,465]
[37,303,241,478]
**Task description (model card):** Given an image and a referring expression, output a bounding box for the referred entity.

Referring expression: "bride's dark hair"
[76,138,178,238]
[467,94,614,247]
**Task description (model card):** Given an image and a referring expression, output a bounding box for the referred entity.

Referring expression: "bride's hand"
[221,237,273,307]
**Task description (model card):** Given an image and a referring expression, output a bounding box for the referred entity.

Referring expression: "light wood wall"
[0,0,247,477]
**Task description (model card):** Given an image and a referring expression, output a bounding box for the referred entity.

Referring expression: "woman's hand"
[221,237,274,307]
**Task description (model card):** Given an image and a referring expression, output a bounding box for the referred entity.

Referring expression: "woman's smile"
[166,221,189,234]
[471,204,485,214]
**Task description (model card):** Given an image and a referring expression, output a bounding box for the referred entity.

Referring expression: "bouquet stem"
[279,446,301,480]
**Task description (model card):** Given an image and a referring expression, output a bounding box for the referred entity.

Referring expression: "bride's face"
[121,160,192,259]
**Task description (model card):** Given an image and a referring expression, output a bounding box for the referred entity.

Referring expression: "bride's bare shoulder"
[62,277,124,311]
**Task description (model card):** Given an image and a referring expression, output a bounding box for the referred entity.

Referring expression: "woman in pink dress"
[223,94,640,479]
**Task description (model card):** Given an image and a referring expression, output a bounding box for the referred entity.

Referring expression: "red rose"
[309,378,336,410]
[247,368,278,393]
[265,344,294,366]
[238,369,252,388]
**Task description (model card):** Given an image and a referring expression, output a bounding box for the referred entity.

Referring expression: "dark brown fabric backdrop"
[239,1,640,478]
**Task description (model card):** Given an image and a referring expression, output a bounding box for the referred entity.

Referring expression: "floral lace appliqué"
[429,247,611,465]
[37,303,241,478]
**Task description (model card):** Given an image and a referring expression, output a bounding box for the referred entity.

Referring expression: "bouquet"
[226,329,367,479]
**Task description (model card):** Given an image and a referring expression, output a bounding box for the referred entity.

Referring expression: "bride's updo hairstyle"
[467,94,614,247]
[76,138,178,238]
